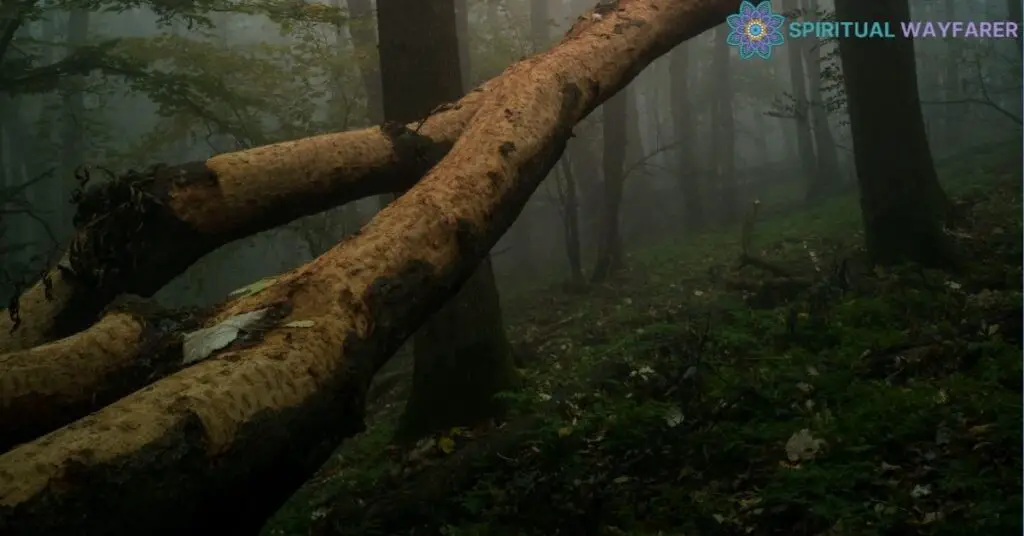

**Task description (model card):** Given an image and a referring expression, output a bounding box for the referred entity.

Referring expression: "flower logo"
[726,1,786,60]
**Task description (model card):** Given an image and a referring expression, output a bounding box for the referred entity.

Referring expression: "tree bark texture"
[0,2,745,534]
[834,0,954,267]
[376,0,515,443]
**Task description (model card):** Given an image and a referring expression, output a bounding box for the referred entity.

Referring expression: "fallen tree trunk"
[0,297,194,451]
[0,79,496,353]
[0,1,741,534]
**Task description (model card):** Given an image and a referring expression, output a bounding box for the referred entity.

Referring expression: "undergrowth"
[264,142,1022,536]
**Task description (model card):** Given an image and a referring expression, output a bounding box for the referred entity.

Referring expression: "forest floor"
[264,141,1023,536]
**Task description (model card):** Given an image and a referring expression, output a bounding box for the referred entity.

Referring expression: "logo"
[726,1,786,60]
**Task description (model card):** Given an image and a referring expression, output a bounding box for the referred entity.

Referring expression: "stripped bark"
[0,2,742,534]
[0,297,193,451]
[0,81,495,353]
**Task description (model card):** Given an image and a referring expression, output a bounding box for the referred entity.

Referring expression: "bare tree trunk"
[591,90,627,283]
[344,0,392,211]
[782,0,818,200]
[0,2,746,533]
[376,0,516,443]
[1008,0,1022,54]
[834,0,954,267]
[802,0,841,195]
[344,0,384,124]
[942,0,963,150]
[669,43,703,230]
[557,156,584,285]
[711,24,736,223]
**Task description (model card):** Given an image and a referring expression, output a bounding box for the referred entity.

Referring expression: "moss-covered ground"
[264,141,1022,536]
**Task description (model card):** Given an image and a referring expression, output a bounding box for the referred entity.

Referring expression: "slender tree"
[782,0,817,201]
[711,23,737,222]
[942,0,963,150]
[591,88,627,282]
[669,43,704,230]
[377,0,517,442]
[801,0,840,195]
[834,0,954,267]
[1008,0,1022,54]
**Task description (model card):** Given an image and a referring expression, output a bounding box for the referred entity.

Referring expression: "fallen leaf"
[284,320,315,328]
[664,407,684,428]
[785,429,826,462]
[182,308,269,365]
[880,461,900,472]
[437,436,455,454]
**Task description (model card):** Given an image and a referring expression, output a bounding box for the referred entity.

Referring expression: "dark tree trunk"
[1008,0,1022,54]
[669,43,703,230]
[345,0,384,124]
[942,0,962,150]
[802,0,841,195]
[834,0,955,267]
[711,24,736,223]
[558,156,584,285]
[591,89,627,283]
[377,0,516,443]
[345,0,390,210]
[782,0,818,201]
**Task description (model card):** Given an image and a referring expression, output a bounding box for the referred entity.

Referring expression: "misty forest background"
[1,0,1022,534]
[3,0,1018,300]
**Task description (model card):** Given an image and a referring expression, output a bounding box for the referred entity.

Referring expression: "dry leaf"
[785,429,826,462]
[182,308,269,365]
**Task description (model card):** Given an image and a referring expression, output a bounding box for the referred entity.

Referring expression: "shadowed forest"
[0,0,1021,534]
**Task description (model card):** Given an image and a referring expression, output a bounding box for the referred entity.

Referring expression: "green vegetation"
[265,141,1022,536]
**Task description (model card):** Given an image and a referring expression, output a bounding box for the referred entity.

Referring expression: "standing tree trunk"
[344,0,392,211]
[557,157,584,285]
[782,0,818,200]
[942,0,963,150]
[669,43,703,230]
[801,0,840,195]
[1008,0,1022,54]
[711,24,736,223]
[344,0,384,124]
[834,0,955,267]
[376,0,516,443]
[591,89,627,283]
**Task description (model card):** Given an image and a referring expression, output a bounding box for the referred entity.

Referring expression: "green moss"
[264,141,1022,536]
